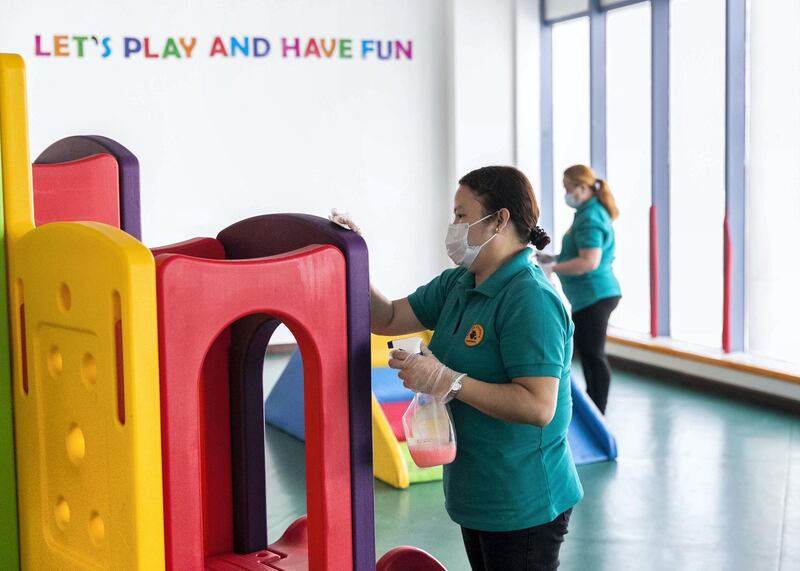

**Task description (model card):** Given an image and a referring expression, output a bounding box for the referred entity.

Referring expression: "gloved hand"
[389,345,461,401]
[329,208,362,235]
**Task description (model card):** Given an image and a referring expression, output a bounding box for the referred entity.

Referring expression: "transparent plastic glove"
[536,252,556,265]
[389,345,460,400]
[328,208,362,235]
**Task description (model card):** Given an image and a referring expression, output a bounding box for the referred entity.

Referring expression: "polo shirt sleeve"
[407,268,461,330]
[498,284,569,379]
[574,217,605,249]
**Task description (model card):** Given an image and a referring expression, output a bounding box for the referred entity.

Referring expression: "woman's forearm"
[553,257,593,276]
[456,377,554,427]
[370,283,395,332]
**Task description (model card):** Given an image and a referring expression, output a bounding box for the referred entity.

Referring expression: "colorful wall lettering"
[33,35,414,61]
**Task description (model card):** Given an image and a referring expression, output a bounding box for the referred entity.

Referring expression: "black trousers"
[461,509,572,571]
[571,296,620,414]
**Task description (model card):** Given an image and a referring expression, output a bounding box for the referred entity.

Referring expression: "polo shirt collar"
[578,195,599,212]
[457,269,475,288]
[461,248,532,298]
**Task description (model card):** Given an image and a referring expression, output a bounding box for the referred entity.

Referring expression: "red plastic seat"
[377,546,448,571]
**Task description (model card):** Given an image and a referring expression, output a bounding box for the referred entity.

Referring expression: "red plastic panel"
[205,550,282,570]
[31,154,120,228]
[202,331,234,555]
[380,401,410,442]
[264,515,310,571]
[153,238,231,555]
[205,516,312,571]
[155,245,352,570]
[151,237,226,260]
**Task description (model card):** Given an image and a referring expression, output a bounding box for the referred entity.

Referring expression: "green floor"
[263,357,800,570]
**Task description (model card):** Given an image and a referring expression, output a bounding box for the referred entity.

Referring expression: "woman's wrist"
[443,372,467,403]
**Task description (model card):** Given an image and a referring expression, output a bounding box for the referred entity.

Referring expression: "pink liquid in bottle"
[408,443,457,467]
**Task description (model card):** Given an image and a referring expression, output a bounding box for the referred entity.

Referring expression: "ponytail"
[594,178,619,220]
[529,226,551,251]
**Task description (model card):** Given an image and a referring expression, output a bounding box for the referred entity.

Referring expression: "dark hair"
[458,166,551,250]
[563,164,619,220]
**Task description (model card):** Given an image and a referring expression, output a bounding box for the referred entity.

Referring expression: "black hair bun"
[530,226,551,250]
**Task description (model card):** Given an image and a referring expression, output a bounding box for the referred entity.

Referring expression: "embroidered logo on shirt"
[465,324,485,347]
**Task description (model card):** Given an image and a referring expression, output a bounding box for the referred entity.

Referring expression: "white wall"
[0,0,452,306]
[1,0,541,341]
[515,0,542,194]
[449,0,543,222]
[451,0,516,181]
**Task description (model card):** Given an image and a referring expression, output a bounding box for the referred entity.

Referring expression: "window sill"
[606,327,800,401]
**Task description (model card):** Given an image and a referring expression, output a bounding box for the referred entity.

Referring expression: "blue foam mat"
[567,376,618,465]
[371,367,415,403]
[264,349,306,440]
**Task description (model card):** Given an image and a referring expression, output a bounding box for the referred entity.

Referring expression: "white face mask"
[564,192,583,209]
[446,212,498,270]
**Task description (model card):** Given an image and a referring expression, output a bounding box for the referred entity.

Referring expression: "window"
[747,0,800,364]
[551,16,591,244]
[668,0,726,348]
[606,1,651,334]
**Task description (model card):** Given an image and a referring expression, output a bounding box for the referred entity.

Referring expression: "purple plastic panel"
[228,315,280,553]
[217,214,374,571]
[35,135,142,240]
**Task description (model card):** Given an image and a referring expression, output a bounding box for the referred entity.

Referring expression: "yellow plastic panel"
[370,331,432,368]
[371,395,408,489]
[10,221,165,570]
[0,54,35,246]
[1,51,36,570]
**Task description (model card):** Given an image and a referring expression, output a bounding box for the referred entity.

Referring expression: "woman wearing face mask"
[332,166,582,571]
[542,164,621,415]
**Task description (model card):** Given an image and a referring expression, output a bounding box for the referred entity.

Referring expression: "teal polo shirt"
[557,196,621,312]
[407,248,583,531]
